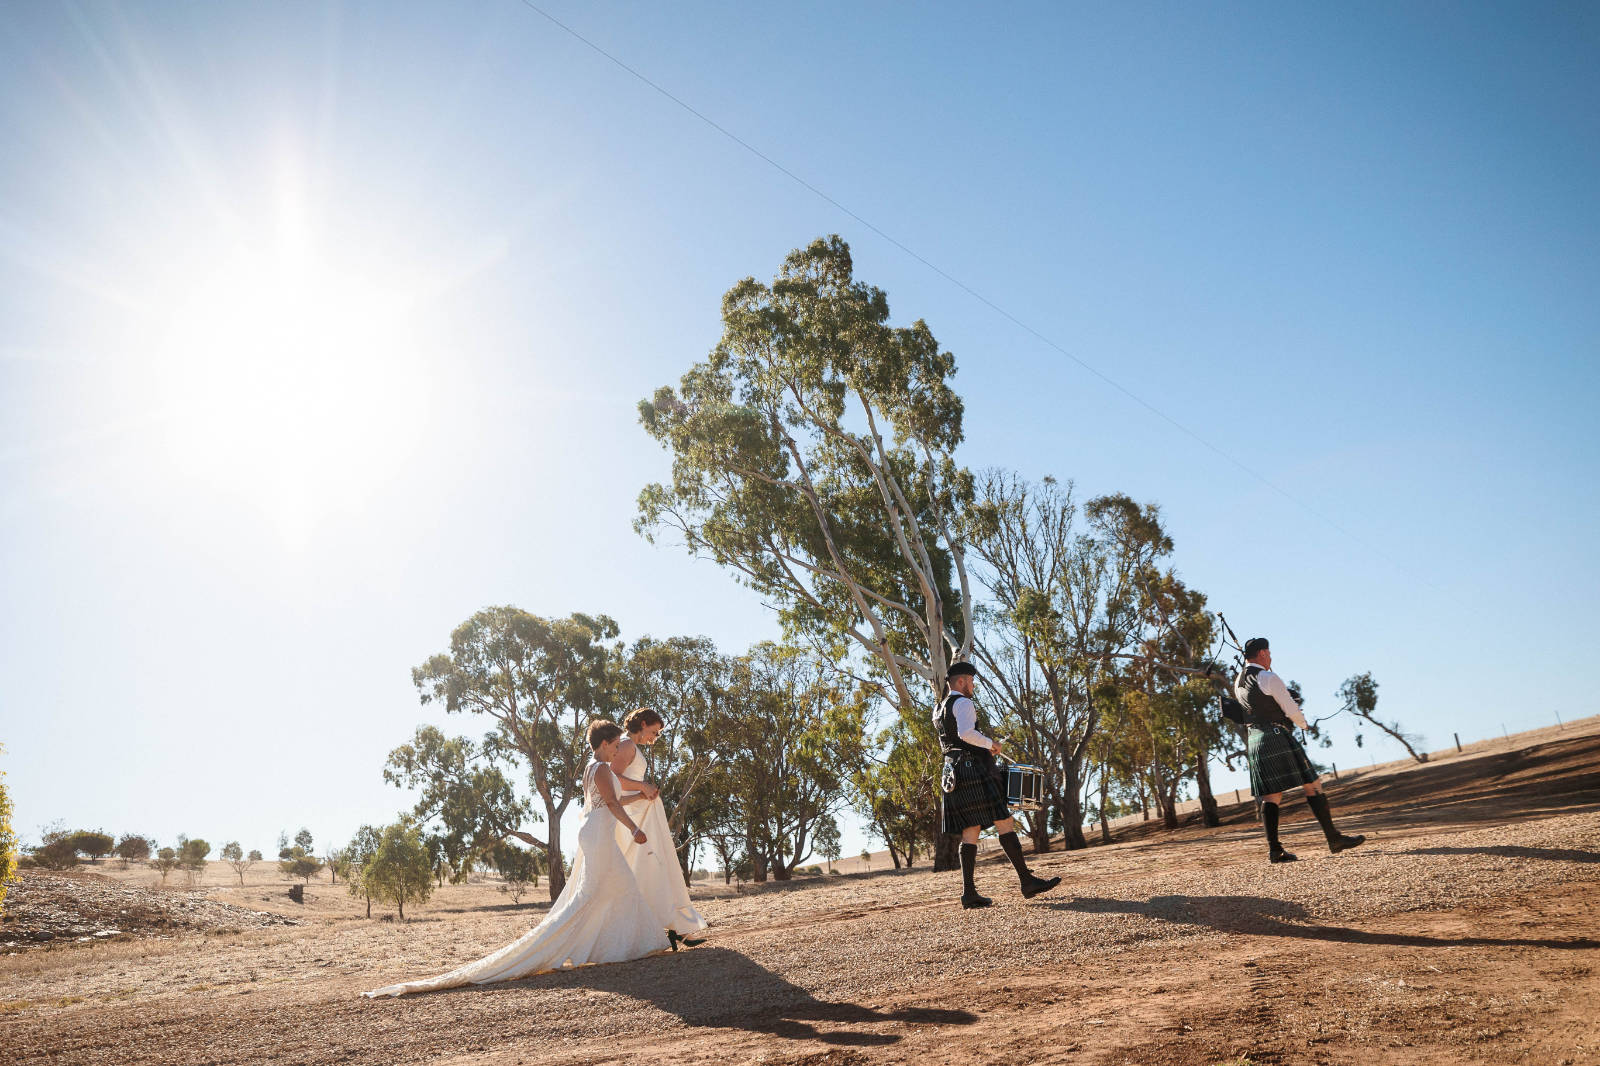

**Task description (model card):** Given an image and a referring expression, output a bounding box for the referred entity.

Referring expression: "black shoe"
[1020,873,1061,899]
[960,890,993,910]
[1269,847,1298,864]
[1329,834,1366,854]
[666,929,708,951]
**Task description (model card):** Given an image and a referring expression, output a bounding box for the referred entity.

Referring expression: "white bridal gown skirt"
[616,766,708,935]
[364,805,669,997]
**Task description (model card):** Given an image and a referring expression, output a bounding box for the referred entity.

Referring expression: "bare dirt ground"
[5,717,1598,1066]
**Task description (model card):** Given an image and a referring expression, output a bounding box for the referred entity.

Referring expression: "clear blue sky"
[2,3,1595,865]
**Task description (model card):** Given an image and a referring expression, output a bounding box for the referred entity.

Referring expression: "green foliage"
[383,725,528,885]
[115,834,152,862]
[149,847,181,883]
[412,607,616,901]
[709,643,868,881]
[361,822,434,920]
[221,841,254,885]
[813,814,841,872]
[0,746,15,917]
[345,825,382,917]
[1338,672,1426,763]
[489,840,540,904]
[67,830,114,862]
[277,827,323,883]
[176,836,211,871]
[30,825,80,871]
[615,634,734,880]
[279,850,323,884]
[636,235,977,713]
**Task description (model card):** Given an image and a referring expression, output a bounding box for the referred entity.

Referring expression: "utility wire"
[513,0,1453,601]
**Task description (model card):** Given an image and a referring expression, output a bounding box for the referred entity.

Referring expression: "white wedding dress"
[615,745,708,935]
[364,761,670,997]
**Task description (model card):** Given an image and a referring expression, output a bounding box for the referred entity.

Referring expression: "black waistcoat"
[935,691,992,759]
[1235,664,1291,728]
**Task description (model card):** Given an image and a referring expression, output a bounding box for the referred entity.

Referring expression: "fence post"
[1454,732,1462,753]
[1555,710,1564,730]
[1502,724,1509,741]
[1332,763,1338,780]
[1234,788,1240,804]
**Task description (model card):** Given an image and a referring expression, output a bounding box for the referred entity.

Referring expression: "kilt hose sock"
[1262,801,1283,850]
[960,842,979,893]
[1307,792,1341,844]
[998,832,1031,881]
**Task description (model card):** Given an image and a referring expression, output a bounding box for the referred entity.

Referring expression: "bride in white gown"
[611,709,707,938]
[364,721,670,997]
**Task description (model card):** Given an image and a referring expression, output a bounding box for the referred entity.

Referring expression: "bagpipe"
[1212,611,1250,726]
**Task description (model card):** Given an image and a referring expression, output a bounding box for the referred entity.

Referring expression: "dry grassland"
[3,717,1597,1066]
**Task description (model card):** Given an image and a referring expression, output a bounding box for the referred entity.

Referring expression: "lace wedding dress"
[364,761,670,997]
[615,746,707,935]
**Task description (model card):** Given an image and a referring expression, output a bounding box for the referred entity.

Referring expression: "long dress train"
[615,746,708,935]
[364,761,669,997]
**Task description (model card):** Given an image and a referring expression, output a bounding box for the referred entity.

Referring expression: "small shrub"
[114,835,152,863]
[149,847,181,883]
[0,746,15,917]
[30,827,80,871]
[361,822,434,920]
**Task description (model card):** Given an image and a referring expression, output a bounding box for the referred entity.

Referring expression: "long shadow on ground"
[430,947,976,1047]
[1056,895,1600,951]
[1117,731,1600,842]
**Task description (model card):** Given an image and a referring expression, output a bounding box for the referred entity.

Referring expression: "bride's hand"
[632,829,648,845]
[640,782,660,800]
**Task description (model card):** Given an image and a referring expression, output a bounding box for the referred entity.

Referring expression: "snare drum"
[1002,762,1045,811]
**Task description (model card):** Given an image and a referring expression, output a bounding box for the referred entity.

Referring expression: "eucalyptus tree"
[852,707,938,868]
[967,471,1085,850]
[1338,672,1426,762]
[615,634,730,881]
[968,478,1166,848]
[412,607,618,900]
[345,824,382,918]
[636,235,978,712]
[715,642,869,881]
[383,725,529,883]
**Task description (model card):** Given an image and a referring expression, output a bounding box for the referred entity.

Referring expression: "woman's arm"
[593,764,646,842]
[608,737,659,800]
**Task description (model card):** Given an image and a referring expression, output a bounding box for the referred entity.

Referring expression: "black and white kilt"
[941,762,1013,834]
[1247,724,1319,796]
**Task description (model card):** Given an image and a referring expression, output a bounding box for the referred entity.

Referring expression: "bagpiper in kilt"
[935,661,1060,909]
[1235,637,1366,863]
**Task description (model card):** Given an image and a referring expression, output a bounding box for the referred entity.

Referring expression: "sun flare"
[148,207,437,547]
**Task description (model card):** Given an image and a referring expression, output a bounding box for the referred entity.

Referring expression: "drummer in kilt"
[936,661,1060,908]
[1236,637,1365,863]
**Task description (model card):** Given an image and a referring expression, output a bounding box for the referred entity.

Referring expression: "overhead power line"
[511,0,1453,602]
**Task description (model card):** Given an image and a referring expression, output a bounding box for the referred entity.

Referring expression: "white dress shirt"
[1237,667,1308,729]
[948,695,994,749]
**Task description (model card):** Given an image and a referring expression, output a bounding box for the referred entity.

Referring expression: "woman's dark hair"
[622,707,664,735]
[587,719,623,750]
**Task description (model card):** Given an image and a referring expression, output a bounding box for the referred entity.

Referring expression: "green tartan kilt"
[1248,724,1319,796]
[941,759,1013,834]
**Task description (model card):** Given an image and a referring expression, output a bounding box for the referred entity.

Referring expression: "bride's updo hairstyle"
[587,719,623,751]
[622,708,663,735]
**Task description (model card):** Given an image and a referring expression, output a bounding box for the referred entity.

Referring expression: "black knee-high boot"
[1263,802,1296,863]
[1307,793,1366,853]
[999,831,1061,899]
[959,842,991,909]
[997,831,1030,878]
